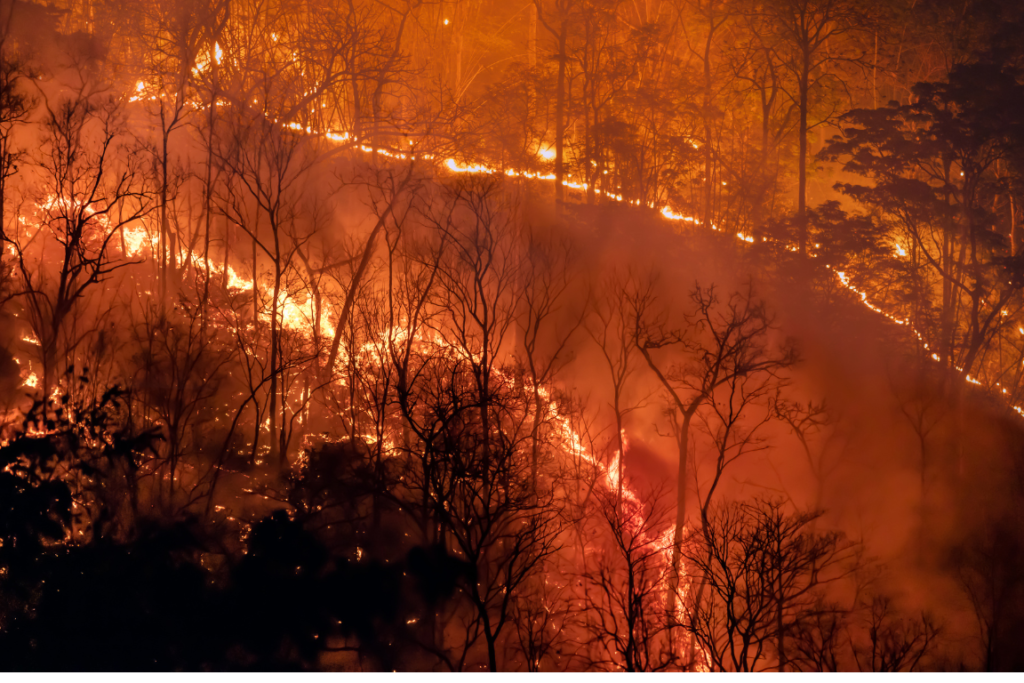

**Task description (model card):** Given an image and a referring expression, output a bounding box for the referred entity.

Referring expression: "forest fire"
[1,0,1024,674]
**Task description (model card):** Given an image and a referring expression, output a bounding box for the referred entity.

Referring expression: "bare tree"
[517,227,583,491]
[215,96,323,471]
[634,280,796,626]
[509,573,575,671]
[533,0,581,206]
[851,595,940,672]
[323,160,419,382]
[127,297,232,516]
[759,0,869,253]
[682,497,859,671]
[11,83,153,398]
[773,396,834,512]
[953,517,1024,671]
[886,356,947,532]
[0,24,31,273]
[579,482,679,671]
[120,0,230,300]
[585,269,642,507]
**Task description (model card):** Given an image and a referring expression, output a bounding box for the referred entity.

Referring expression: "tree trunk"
[1011,193,1018,257]
[554,26,567,206]
[485,628,499,672]
[797,51,810,255]
[528,4,537,68]
[222,214,230,295]
[614,396,625,510]
[666,412,692,632]
[777,568,787,671]
[531,380,542,492]
[204,103,215,307]
[703,25,715,230]
[270,259,281,471]
[160,128,170,301]
[324,194,403,379]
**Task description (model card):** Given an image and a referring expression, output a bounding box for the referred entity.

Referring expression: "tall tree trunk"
[222,214,230,295]
[530,377,543,493]
[323,188,406,379]
[666,412,692,633]
[204,98,216,307]
[528,4,537,68]
[872,32,877,109]
[797,50,810,255]
[485,620,499,671]
[776,540,787,671]
[160,124,170,302]
[269,270,280,471]
[703,25,715,230]
[613,396,625,510]
[554,26,567,206]
[1011,193,1018,257]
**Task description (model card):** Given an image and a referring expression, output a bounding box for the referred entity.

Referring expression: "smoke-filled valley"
[1,0,1024,672]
